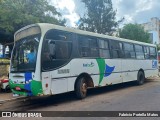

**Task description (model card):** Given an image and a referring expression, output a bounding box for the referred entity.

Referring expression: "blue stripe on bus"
[24,83,31,91]
[25,72,32,82]
[24,72,32,93]
[104,64,115,77]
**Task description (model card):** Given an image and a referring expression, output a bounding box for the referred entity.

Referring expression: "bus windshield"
[11,34,40,72]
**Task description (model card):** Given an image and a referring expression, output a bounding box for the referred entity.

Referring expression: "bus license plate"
[15,87,21,91]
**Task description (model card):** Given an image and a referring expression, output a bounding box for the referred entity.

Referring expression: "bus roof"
[15,23,156,47]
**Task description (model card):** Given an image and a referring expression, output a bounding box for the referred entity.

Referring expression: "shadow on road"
[0,79,156,111]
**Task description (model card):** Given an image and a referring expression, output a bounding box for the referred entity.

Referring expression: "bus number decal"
[152,60,158,68]
[58,69,70,74]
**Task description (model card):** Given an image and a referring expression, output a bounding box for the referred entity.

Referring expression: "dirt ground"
[0,93,13,101]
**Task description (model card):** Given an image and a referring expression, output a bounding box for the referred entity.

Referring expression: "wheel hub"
[81,83,87,95]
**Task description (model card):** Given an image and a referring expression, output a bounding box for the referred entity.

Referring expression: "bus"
[9,23,158,99]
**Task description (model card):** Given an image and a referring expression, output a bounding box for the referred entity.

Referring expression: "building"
[0,44,10,58]
[141,17,160,44]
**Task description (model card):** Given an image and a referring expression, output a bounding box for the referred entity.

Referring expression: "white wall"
[149,31,159,44]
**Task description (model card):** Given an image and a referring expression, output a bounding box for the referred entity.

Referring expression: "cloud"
[112,0,160,24]
[50,0,80,27]
[73,0,85,17]
[50,0,160,27]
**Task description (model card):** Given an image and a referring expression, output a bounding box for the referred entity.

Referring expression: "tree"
[119,23,150,43]
[157,44,160,51]
[0,0,66,45]
[78,0,123,35]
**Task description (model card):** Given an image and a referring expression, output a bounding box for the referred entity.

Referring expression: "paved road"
[0,78,160,120]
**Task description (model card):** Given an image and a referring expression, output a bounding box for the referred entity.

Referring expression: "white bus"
[9,23,158,99]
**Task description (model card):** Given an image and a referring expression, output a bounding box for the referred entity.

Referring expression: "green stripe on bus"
[96,59,105,85]
[11,89,28,96]
[31,80,43,96]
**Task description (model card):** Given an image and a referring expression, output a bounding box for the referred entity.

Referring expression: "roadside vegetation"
[0,58,10,64]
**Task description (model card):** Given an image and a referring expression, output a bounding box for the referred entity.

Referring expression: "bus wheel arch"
[136,69,145,85]
[74,73,94,99]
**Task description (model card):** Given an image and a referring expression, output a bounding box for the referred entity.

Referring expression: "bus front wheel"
[75,77,87,99]
[136,71,145,85]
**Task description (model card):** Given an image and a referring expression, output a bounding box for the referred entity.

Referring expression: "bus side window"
[42,30,72,70]
[124,43,136,59]
[144,46,150,59]
[56,41,71,59]
[110,40,124,58]
[49,41,56,59]
[98,39,110,58]
[42,40,52,67]
[149,47,157,59]
[45,30,72,60]
[135,45,144,59]
[78,35,99,58]
[78,35,90,57]
[89,38,99,57]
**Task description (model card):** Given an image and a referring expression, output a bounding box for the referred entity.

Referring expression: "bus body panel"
[41,58,123,95]
[145,69,158,77]
[41,72,51,95]
[122,59,158,82]
[42,62,70,95]
[70,59,122,86]
[51,78,68,94]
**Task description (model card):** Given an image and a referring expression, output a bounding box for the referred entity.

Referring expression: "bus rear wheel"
[136,71,145,85]
[75,77,87,99]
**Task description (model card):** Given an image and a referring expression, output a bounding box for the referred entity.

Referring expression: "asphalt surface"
[0,78,160,120]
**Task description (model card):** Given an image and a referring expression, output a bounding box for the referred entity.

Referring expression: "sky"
[50,0,160,27]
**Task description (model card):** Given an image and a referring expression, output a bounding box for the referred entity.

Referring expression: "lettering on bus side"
[58,69,70,74]
[83,62,95,67]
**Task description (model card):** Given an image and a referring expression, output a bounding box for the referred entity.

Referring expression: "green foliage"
[78,0,123,35]
[156,44,160,51]
[119,23,150,43]
[0,58,10,64]
[0,0,66,44]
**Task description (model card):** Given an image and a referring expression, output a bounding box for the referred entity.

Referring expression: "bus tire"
[136,71,145,85]
[75,77,87,99]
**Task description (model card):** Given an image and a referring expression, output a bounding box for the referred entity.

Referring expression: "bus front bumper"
[9,80,43,96]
